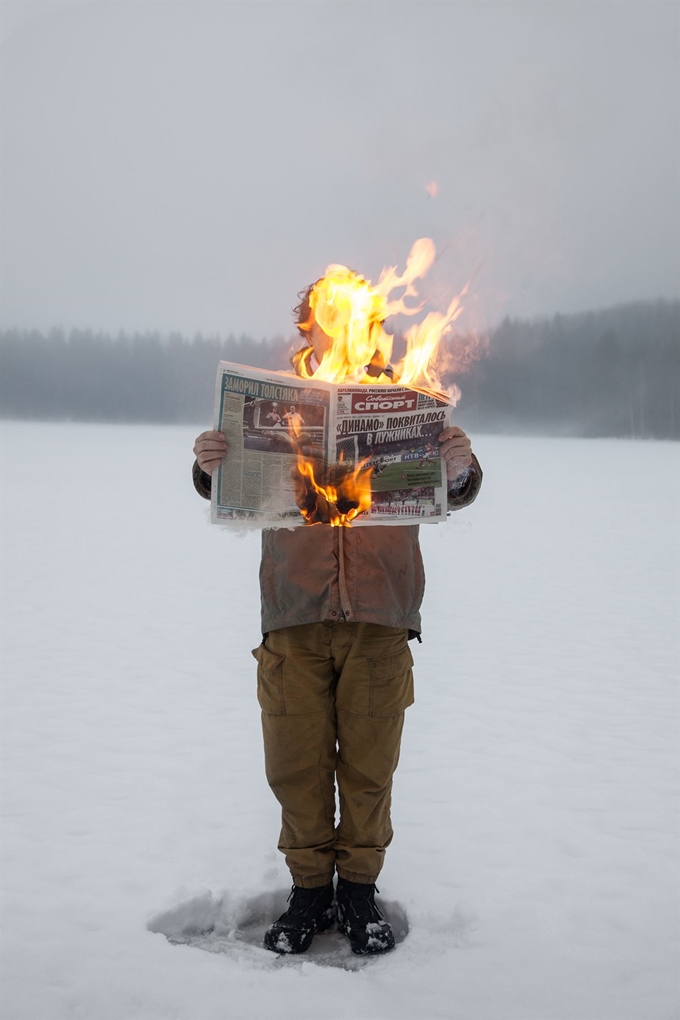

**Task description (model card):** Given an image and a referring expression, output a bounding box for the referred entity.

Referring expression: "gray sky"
[1,0,678,338]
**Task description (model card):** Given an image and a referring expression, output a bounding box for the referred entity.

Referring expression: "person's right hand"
[193,431,228,474]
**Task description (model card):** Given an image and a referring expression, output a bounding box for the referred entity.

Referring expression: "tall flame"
[298,237,465,394]
[306,265,390,384]
[398,284,468,389]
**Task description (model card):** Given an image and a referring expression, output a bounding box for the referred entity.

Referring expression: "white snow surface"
[1,422,678,1020]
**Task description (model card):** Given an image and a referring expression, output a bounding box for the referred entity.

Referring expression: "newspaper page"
[333,384,452,525]
[211,362,452,527]
[211,362,331,524]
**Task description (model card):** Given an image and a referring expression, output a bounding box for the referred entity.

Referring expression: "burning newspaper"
[211,361,452,527]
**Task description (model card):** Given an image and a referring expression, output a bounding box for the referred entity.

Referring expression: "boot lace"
[342,884,385,926]
[283,885,330,922]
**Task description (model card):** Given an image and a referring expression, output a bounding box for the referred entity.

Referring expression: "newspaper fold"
[211,361,452,527]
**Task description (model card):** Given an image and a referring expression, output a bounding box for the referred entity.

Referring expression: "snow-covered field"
[1,422,678,1020]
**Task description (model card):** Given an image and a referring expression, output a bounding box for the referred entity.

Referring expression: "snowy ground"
[1,421,678,1020]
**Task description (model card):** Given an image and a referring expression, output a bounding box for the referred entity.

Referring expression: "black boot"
[336,877,396,955]
[263,883,336,954]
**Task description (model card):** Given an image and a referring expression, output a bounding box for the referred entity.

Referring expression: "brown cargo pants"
[252,622,414,888]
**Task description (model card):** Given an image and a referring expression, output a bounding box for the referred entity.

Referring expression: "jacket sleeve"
[447,452,483,511]
[192,459,212,500]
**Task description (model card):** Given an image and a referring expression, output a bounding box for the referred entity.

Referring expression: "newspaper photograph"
[211,362,452,527]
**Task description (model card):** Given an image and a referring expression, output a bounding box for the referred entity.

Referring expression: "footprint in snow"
[148,888,410,971]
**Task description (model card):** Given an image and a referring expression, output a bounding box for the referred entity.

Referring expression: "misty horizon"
[1,293,676,344]
[3,296,677,439]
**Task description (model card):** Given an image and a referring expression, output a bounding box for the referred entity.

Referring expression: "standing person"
[265,403,282,427]
[282,404,305,434]
[192,279,482,956]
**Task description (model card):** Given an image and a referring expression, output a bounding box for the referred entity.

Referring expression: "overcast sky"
[1,0,678,339]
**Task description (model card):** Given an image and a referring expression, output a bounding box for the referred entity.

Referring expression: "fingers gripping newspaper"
[212,362,453,527]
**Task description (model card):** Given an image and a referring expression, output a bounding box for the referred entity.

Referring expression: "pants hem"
[291,874,336,889]
[336,867,381,884]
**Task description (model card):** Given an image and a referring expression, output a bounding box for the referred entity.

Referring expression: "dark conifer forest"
[1,298,678,438]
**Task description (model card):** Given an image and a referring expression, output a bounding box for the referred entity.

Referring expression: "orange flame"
[295,456,374,527]
[298,237,465,394]
[398,284,469,389]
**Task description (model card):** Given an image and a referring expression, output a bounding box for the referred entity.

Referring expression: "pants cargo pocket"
[252,643,286,715]
[367,645,415,717]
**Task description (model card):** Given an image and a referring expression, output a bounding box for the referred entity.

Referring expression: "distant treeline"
[1,299,678,438]
[457,299,679,439]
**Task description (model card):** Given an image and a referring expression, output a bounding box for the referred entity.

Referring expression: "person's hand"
[193,431,228,473]
[438,426,472,484]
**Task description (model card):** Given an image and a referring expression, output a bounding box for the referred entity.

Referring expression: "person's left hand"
[438,426,473,483]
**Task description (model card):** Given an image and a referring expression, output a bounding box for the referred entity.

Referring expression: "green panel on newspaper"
[371,460,442,492]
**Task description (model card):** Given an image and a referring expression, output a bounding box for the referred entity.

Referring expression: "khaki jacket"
[193,352,482,635]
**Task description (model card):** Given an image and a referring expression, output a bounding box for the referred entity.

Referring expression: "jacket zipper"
[337,528,353,620]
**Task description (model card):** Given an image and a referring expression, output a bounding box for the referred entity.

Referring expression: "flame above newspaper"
[297,237,467,392]
[294,238,464,527]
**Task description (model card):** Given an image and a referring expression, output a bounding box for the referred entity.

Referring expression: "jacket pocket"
[367,645,415,717]
[252,643,285,715]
